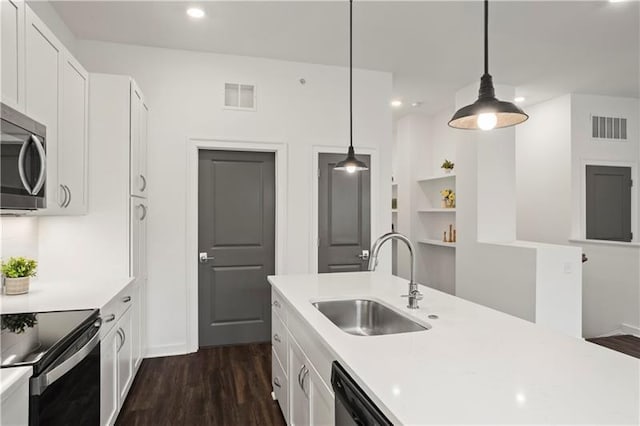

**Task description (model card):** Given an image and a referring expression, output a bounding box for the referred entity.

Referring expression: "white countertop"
[0,276,134,314]
[269,272,640,425]
[0,366,31,403]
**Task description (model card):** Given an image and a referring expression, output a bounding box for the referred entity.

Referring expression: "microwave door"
[1,126,44,209]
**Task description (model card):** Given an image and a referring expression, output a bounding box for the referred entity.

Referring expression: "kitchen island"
[268,272,639,425]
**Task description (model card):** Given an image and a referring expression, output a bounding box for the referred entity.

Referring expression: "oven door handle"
[17,138,33,194]
[30,135,46,195]
[31,320,101,396]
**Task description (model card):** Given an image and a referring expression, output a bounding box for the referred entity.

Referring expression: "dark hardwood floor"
[116,343,286,426]
[587,335,640,359]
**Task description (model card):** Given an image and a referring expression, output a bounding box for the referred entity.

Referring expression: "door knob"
[199,252,215,263]
[357,249,370,260]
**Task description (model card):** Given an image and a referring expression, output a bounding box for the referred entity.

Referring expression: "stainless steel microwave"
[1,102,47,210]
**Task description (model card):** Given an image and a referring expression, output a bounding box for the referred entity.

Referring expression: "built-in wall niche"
[224,83,256,110]
[416,174,456,248]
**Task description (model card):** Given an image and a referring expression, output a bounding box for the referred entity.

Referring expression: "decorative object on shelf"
[442,225,457,243]
[453,228,457,243]
[440,189,456,208]
[1,256,38,295]
[334,0,368,173]
[392,198,397,209]
[448,0,528,130]
[1,313,37,334]
[441,159,455,173]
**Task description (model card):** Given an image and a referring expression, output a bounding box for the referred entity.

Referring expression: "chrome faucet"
[367,232,423,309]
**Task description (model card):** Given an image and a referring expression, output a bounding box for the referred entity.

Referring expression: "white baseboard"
[144,343,191,358]
[621,323,640,337]
[595,323,640,338]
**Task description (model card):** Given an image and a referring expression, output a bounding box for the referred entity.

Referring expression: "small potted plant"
[1,257,37,295]
[441,159,455,173]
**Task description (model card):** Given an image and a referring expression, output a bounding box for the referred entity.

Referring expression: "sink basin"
[312,299,430,336]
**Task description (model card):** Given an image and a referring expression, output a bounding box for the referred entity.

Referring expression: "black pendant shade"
[449,0,528,130]
[335,0,368,172]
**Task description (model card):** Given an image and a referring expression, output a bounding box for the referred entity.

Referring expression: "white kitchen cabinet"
[57,52,89,213]
[100,280,143,426]
[130,81,148,198]
[25,5,61,213]
[25,4,88,215]
[117,307,133,404]
[273,288,334,426]
[1,0,25,110]
[100,324,119,426]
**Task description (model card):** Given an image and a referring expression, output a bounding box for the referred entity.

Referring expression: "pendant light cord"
[349,0,353,148]
[484,0,489,75]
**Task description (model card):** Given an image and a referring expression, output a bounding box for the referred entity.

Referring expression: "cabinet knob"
[273,333,281,343]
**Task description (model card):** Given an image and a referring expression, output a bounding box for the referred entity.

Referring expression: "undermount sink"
[312,299,430,336]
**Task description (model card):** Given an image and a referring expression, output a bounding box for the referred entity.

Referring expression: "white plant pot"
[4,277,30,295]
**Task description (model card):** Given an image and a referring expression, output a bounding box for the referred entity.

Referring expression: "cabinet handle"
[140,175,147,192]
[273,333,281,343]
[103,314,116,323]
[139,204,147,221]
[297,364,305,389]
[301,366,309,397]
[122,296,132,303]
[116,328,124,352]
[273,377,281,388]
[63,185,72,208]
[58,184,67,208]
[272,300,281,308]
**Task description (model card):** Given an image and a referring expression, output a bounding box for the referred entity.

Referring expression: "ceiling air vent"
[224,83,256,111]
[592,115,627,140]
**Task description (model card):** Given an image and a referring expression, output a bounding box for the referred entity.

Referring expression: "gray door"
[318,153,371,273]
[198,150,275,347]
[586,165,632,242]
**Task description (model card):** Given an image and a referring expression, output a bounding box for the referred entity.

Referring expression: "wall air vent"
[224,83,256,111]
[591,115,627,140]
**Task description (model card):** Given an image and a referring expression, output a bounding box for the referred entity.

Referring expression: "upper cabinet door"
[1,0,25,110]
[58,53,89,214]
[25,6,62,209]
[130,82,148,198]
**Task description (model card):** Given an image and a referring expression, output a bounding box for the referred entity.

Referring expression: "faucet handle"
[401,291,423,301]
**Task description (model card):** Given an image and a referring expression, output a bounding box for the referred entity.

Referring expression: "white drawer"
[271,288,287,323]
[271,310,288,371]
[272,348,289,423]
[100,280,137,337]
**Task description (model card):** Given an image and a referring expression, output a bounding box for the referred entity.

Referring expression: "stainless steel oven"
[1,309,101,425]
[1,102,47,210]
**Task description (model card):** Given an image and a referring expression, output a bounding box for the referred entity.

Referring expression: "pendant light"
[449,0,528,130]
[335,0,368,173]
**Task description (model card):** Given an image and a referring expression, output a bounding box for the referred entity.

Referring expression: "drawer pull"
[122,296,132,303]
[272,300,281,308]
[273,377,281,388]
[103,314,116,323]
[273,333,281,343]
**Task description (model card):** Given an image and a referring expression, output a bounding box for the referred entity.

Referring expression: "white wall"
[0,217,39,262]
[71,40,392,355]
[516,93,640,337]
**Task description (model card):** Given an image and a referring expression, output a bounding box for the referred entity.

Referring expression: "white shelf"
[391,209,398,214]
[417,173,456,182]
[392,183,398,187]
[418,239,456,248]
[418,208,456,213]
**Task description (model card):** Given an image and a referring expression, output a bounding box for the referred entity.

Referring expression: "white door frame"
[185,138,288,353]
[310,145,379,273]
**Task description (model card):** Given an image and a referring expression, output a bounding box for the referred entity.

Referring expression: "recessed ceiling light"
[391,100,403,108]
[411,101,423,108]
[514,96,525,103]
[187,7,205,18]
[609,0,626,3]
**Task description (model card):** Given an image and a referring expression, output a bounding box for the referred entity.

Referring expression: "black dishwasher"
[331,361,393,426]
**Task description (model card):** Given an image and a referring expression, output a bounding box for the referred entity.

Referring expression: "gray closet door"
[198,150,275,347]
[318,153,371,273]
[586,165,632,242]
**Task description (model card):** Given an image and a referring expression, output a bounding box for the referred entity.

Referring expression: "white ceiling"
[51,0,639,115]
